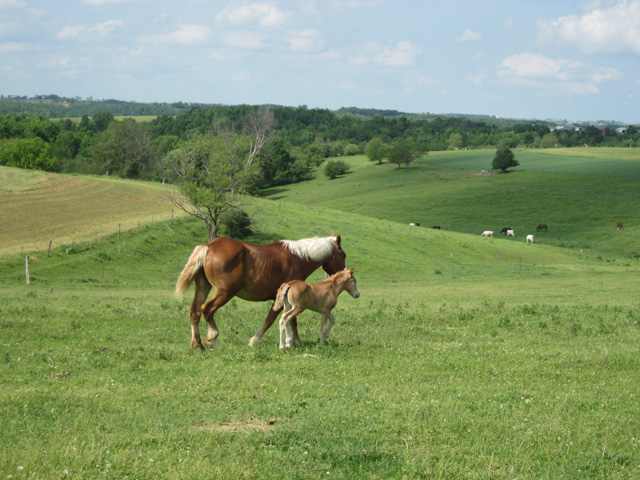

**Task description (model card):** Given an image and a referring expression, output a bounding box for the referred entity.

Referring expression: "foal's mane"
[281,236,336,262]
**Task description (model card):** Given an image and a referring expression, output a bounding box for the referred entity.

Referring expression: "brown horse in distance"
[175,235,347,349]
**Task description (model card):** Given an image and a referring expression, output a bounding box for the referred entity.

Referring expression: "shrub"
[324,159,350,179]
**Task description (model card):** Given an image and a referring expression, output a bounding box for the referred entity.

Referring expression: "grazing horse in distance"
[432,226,441,229]
[481,230,493,237]
[536,224,548,232]
[526,234,535,243]
[175,235,348,349]
[617,221,623,230]
[507,229,515,237]
[501,227,512,235]
[275,267,360,350]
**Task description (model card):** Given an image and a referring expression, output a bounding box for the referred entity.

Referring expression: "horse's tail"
[175,245,209,298]
[273,283,291,311]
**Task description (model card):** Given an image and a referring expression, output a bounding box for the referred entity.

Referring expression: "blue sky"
[1,0,639,123]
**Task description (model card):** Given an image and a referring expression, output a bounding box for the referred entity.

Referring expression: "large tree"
[492,147,519,173]
[167,134,260,240]
[365,137,388,164]
[88,118,158,179]
[388,139,416,169]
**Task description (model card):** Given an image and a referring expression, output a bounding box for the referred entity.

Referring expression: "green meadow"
[1,148,639,479]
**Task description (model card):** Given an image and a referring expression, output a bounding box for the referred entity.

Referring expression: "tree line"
[1,104,638,179]
[2,102,638,239]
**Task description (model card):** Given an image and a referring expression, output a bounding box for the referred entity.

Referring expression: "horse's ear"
[336,234,341,246]
[349,267,354,275]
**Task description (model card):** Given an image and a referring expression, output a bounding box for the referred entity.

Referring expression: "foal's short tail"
[175,245,209,298]
[273,283,291,311]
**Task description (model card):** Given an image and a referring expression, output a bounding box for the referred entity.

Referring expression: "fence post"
[118,223,121,239]
[47,240,52,257]
[450,253,454,278]
[25,256,30,285]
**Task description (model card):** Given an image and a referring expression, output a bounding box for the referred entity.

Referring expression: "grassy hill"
[0,167,175,254]
[1,149,640,478]
[263,150,640,259]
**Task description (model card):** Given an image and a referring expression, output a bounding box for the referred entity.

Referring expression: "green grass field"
[1,148,640,479]
[422,147,640,179]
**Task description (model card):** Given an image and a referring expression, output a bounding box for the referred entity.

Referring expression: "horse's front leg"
[249,304,281,346]
[250,304,303,346]
[319,313,336,344]
[289,316,303,346]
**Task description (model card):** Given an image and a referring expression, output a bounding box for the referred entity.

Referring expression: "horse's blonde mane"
[281,236,335,262]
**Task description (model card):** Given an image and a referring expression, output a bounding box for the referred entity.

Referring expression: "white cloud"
[375,41,421,67]
[455,29,482,42]
[216,2,292,27]
[499,52,621,94]
[83,0,143,4]
[0,0,26,8]
[539,0,640,54]
[57,20,124,39]
[0,41,28,52]
[148,24,211,45]
[91,19,125,35]
[57,25,85,39]
[286,29,323,52]
[500,53,584,80]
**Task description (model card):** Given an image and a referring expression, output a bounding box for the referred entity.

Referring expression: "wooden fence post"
[25,256,30,285]
[47,240,52,257]
[450,254,454,278]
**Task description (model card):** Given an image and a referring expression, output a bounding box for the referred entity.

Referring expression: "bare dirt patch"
[193,415,277,433]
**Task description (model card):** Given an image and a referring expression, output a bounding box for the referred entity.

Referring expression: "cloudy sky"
[1,0,639,122]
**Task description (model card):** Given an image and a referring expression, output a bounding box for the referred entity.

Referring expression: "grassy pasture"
[2,150,640,478]
[422,147,640,179]
[263,151,640,259]
[0,166,175,255]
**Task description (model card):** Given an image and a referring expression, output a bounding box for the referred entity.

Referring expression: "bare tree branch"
[245,107,274,168]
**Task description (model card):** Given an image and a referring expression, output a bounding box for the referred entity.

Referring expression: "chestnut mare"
[275,267,360,350]
[175,235,347,349]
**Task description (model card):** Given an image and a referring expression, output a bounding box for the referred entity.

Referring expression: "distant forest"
[1,95,638,185]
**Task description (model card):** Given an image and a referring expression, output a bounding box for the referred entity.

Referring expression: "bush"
[323,159,350,179]
[222,210,253,239]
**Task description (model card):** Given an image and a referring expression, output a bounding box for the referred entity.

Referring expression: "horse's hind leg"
[189,273,212,350]
[201,290,233,349]
[279,312,292,350]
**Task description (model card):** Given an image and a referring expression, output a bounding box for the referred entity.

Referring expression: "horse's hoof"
[248,336,260,347]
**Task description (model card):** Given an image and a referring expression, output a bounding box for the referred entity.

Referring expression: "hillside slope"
[0,166,175,254]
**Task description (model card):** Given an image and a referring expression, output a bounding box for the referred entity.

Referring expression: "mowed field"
[0,167,175,254]
[1,148,640,479]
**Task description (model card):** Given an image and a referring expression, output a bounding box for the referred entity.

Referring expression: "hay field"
[0,166,175,254]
